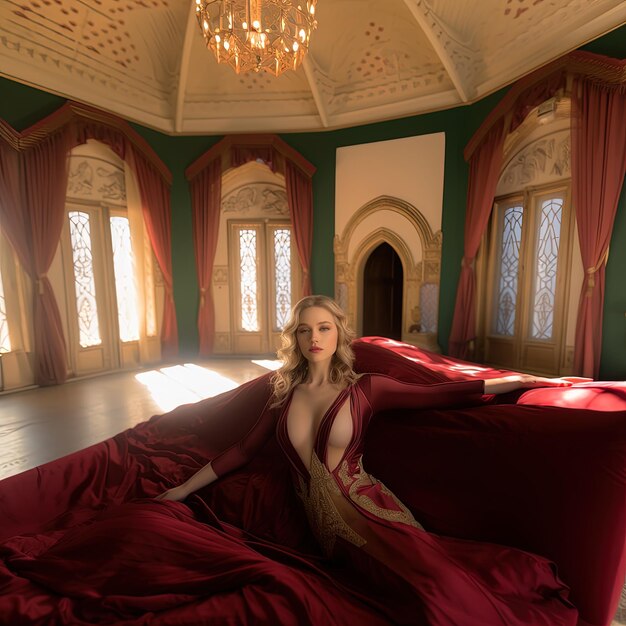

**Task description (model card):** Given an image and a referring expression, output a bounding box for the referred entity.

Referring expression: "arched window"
[54,140,160,376]
[477,98,583,375]
[214,161,301,355]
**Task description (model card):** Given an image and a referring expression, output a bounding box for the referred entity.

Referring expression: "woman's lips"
[309,347,322,353]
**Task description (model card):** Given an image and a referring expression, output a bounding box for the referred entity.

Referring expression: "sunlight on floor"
[251,359,282,371]
[135,364,240,412]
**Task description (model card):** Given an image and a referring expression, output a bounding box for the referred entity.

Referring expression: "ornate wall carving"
[66,155,126,203]
[212,266,229,287]
[498,131,570,195]
[222,183,289,216]
[334,195,442,352]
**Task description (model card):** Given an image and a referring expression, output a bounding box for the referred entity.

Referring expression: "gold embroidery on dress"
[338,456,424,530]
[295,452,366,557]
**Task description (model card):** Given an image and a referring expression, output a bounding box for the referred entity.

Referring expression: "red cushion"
[517,382,626,411]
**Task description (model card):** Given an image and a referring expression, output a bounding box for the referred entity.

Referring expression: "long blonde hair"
[270,295,359,407]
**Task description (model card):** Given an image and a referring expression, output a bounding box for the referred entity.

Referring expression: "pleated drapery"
[571,79,626,379]
[448,120,506,360]
[0,130,71,385]
[130,148,178,358]
[191,160,222,356]
[285,159,313,297]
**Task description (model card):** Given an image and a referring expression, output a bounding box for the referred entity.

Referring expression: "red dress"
[210,373,577,626]
[2,374,578,626]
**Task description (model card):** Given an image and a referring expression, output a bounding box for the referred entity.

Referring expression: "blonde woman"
[158,295,576,626]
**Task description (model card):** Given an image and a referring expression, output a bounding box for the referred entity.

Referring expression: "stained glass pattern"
[69,211,101,347]
[419,283,438,334]
[273,229,291,331]
[0,271,10,353]
[110,216,140,342]
[239,229,259,332]
[494,205,523,336]
[531,198,562,340]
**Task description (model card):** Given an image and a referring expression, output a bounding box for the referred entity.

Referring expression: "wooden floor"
[0,358,277,481]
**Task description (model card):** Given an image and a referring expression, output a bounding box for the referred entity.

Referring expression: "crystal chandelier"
[195,0,318,76]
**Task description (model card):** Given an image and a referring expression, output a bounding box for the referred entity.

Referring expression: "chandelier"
[195,0,318,76]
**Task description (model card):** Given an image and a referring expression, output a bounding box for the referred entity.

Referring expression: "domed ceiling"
[0,0,624,134]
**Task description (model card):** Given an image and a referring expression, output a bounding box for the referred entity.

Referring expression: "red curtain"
[0,140,25,255]
[571,79,626,379]
[231,146,277,171]
[285,159,313,296]
[131,148,178,358]
[448,120,506,360]
[191,159,222,357]
[20,130,72,384]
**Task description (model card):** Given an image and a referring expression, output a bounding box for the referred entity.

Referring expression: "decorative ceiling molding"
[0,0,623,134]
[302,57,330,128]
[400,0,476,102]
[175,1,198,133]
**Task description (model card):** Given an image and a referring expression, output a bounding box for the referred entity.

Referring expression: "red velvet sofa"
[0,338,624,626]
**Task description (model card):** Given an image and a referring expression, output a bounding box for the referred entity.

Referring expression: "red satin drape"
[285,159,313,296]
[131,148,178,358]
[192,160,222,356]
[9,131,71,385]
[571,79,626,379]
[231,146,277,171]
[448,120,506,359]
[0,139,24,253]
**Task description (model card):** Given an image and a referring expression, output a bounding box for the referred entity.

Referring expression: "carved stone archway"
[335,195,442,352]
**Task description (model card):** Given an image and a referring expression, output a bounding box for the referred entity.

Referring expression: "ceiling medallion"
[195,0,317,76]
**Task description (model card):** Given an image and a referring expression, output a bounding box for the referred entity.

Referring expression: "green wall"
[1,25,624,375]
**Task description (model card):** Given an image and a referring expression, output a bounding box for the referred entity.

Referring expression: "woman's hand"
[515,374,573,388]
[484,374,573,395]
[155,484,191,502]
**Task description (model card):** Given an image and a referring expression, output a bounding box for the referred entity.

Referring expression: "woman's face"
[296,306,339,365]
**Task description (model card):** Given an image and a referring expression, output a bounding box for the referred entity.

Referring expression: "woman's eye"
[320,327,330,332]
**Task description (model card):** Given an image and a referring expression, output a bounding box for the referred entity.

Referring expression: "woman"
[155,295,577,626]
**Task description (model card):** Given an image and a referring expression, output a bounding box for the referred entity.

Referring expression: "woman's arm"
[367,374,486,413]
[156,462,218,501]
[366,372,572,414]
[156,394,277,502]
[483,374,572,395]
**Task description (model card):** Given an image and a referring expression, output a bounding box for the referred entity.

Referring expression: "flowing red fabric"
[448,120,506,359]
[131,147,178,358]
[285,159,313,296]
[1,339,625,626]
[191,159,222,356]
[16,130,72,385]
[571,79,626,379]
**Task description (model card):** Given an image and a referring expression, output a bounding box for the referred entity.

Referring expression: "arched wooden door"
[362,242,403,339]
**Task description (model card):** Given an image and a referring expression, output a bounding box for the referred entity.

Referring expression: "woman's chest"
[283,387,356,470]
